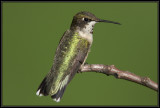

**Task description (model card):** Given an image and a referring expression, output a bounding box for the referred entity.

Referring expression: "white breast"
[77,21,96,44]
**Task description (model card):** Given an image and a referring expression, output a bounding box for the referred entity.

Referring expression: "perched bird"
[36,11,121,102]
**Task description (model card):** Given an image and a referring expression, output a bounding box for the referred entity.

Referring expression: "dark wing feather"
[68,47,89,83]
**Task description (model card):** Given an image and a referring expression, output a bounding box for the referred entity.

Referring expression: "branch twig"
[80,64,158,91]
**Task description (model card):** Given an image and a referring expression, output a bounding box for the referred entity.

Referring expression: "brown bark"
[79,64,158,91]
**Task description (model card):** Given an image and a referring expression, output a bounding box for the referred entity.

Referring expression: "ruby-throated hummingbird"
[36,11,121,102]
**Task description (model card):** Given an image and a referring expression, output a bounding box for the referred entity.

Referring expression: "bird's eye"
[83,18,91,22]
[84,18,89,21]
[83,18,92,22]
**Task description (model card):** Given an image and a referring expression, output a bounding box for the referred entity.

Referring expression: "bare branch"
[80,64,158,91]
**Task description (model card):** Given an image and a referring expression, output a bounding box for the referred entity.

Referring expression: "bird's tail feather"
[36,72,71,102]
[51,85,67,102]
[51,74,70,102]
[36,74,53,96]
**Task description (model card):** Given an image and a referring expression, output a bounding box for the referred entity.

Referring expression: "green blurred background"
[2,2,158,106]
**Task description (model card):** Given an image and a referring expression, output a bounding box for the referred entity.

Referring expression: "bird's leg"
[77,61,88,73]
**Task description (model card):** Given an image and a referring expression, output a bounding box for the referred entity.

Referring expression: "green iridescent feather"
[49,30,90,95]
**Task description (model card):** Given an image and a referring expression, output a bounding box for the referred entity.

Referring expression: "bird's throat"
[76,21,96,44]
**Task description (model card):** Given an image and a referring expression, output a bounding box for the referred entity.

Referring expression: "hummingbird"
[36,11,121,102]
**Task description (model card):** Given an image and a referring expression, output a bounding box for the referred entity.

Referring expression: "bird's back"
[37,30,91,102]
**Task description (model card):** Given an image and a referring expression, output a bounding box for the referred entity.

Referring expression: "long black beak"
[97,19,121,25]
